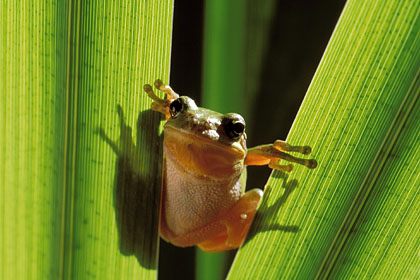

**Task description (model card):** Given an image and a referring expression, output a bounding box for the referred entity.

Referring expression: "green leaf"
[1,1,173,279]
[228,0,420,278]
[327,63,420,279]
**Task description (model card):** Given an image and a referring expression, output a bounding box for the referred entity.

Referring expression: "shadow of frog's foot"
[244,176,300,246]
[97,105,137,158]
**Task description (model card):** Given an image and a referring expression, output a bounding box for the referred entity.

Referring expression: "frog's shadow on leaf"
[244,172,300,246]
[97,105,162,269]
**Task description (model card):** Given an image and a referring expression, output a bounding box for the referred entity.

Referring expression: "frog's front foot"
[143,79,179,119]
[245,140,317,172]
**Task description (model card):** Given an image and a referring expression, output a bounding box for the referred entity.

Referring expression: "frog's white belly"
[163,155,242,236]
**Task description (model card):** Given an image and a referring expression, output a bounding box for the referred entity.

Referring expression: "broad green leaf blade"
[328,69,420,279]
[228,0,420,278]
[1,1,67,279]
[1,1,173,279]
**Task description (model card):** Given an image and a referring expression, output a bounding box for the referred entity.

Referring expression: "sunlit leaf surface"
[1,1,173,279]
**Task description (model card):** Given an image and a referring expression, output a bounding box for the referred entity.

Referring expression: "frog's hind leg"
[197,189,263,252]
[245,140,317,172]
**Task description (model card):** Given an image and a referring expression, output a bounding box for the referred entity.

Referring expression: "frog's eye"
[169,98,184,118]
[223,114,246,140]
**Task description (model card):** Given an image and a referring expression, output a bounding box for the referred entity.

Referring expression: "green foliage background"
[2,0,420,279]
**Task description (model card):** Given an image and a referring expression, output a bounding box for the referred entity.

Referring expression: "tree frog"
[141,80,317,252]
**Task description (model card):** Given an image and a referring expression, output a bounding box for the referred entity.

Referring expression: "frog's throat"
[163,132,245,180]
[164,152,245,185]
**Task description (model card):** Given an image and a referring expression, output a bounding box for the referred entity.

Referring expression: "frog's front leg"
[196,189,263,252]
[245,140,317,172]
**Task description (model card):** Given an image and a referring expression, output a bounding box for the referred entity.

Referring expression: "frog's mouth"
[164,126,246,178]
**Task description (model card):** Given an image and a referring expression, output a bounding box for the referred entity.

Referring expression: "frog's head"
[165,96,246,151]
[144,80,246,178]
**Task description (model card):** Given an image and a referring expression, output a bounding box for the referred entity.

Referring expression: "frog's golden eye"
[223,114,246,140]
[169,98,184,118]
